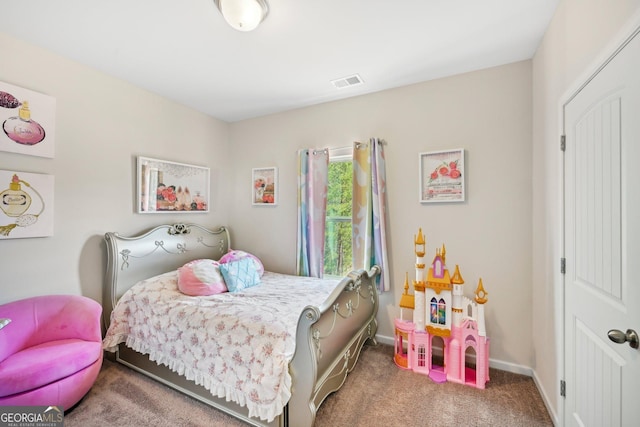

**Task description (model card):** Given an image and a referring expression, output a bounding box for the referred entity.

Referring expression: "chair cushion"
[0,339,102,398]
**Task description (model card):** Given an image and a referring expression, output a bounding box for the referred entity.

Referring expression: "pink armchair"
[0,295,103,410]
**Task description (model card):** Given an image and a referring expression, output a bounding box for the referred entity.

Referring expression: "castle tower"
[450,264,465,327]
[399,272,415,320]
[413,229,426,331]
[415,228,426,282]
[475,278,489,336]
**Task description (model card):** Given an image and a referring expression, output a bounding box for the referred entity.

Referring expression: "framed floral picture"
[252,167,277,205]
[137,156,210,213]
[419,149,465,203]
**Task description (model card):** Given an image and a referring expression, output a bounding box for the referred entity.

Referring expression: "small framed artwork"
[0,170,54,239]
[137,156,210,213]
[252,167,277,205]
[419,149,465,203]
[0,80,56,158]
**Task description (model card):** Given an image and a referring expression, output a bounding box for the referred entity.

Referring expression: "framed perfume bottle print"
[137,156,210,213]
[0,80,56,158]
[0,169,54,239]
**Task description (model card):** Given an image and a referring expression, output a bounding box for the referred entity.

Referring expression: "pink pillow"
[219,250,264,277]
[177,259,227,296]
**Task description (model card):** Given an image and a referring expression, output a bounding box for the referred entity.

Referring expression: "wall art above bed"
[137,156,210,213]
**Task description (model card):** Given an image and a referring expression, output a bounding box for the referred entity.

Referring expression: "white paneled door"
[564,29,640,426]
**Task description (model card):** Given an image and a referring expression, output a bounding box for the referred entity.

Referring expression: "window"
[417,344,426,367]
[430,297,438,323]
[434,258,443,277]
[438,298,447,325]
[324,153,353,277]
[430,297,447,325]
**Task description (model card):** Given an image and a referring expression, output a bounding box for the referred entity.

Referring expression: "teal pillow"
[219,257,261,292]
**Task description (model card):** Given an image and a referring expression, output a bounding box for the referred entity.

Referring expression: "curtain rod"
[302,139,387,155]
[336,139,387,151]
[355,139,387,150]
[300,148,328,155]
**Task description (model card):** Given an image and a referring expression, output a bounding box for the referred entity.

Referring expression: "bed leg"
[367,319,379,345]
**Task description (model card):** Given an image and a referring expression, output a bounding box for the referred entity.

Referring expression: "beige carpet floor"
[65,344,553,426]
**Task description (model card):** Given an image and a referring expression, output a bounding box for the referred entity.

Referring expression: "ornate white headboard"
[103,223,230,329]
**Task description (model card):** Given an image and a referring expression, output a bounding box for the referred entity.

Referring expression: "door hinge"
[560,380,566,397]
[561,135,566,151]
[560,258,566,274]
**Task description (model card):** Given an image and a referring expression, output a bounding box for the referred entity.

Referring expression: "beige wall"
[0,33,230,304]
[0,29,535,373]
[228,61,534,371]
[531,0,640,423]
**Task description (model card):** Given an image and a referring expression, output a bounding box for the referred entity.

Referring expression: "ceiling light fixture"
[214,0,269,32]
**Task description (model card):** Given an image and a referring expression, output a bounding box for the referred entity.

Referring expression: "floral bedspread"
[102,270,340,422]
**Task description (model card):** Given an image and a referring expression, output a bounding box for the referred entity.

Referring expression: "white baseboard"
[531,369,560,427]
[374,333,394,347]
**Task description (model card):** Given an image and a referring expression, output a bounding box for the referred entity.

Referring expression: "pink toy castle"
[394,228,490,389]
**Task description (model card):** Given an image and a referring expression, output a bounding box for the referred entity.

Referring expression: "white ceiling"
[1,0,559,123]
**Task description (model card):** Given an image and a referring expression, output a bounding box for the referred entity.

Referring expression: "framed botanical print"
[419,149,465,203]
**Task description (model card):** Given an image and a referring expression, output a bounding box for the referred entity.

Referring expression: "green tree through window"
[324,158,353,276]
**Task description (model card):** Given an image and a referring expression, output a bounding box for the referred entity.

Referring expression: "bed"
[102,223,380,427]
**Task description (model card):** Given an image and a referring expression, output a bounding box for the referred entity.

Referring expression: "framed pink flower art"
[419,149,465,203]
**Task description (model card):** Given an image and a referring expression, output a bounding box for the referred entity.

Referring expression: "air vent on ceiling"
[331,74,364,89]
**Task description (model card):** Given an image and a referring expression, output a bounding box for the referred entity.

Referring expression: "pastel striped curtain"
[296,148,329,277]
[352,138,390,292]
